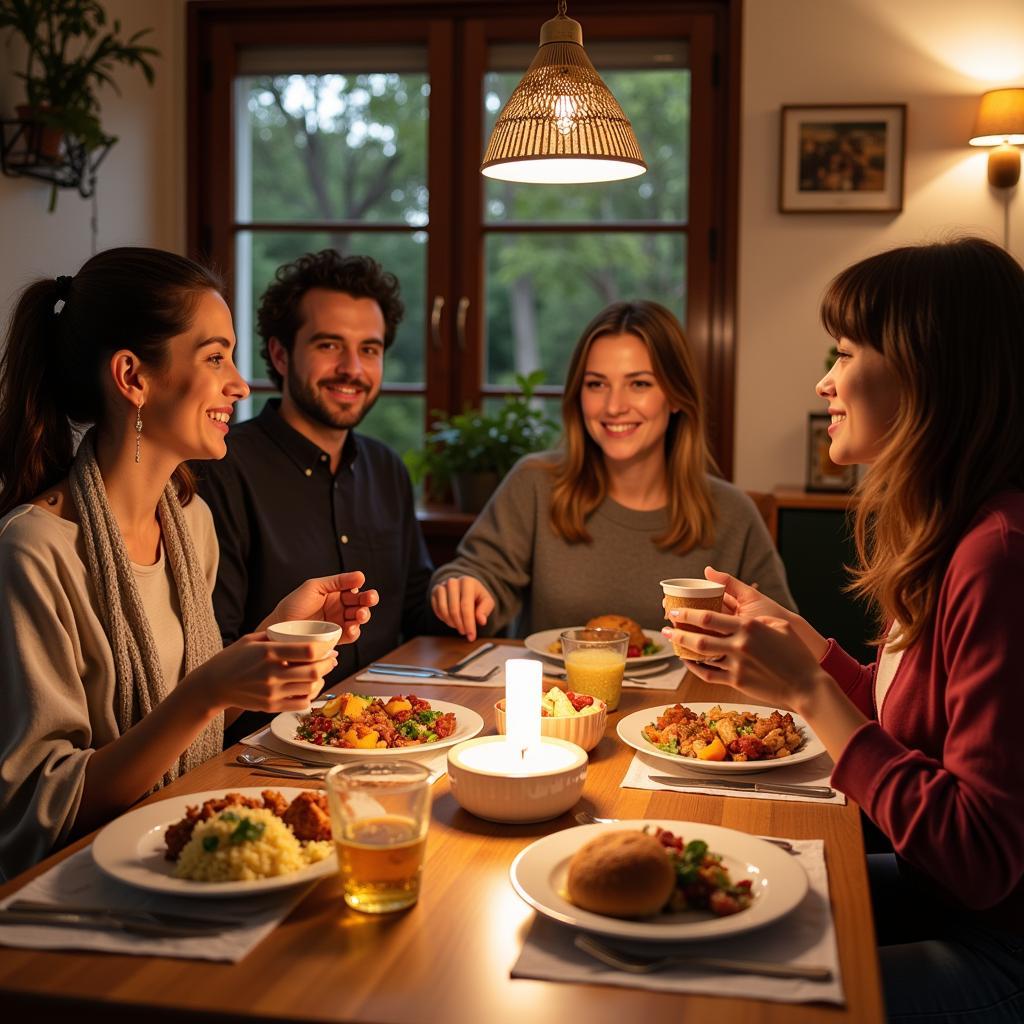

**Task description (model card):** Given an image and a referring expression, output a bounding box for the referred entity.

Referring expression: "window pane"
[483,67,690,223]
[483,232,686,387]
[359,394,425,458]
[236,72,429,225]
[234,229,426,387]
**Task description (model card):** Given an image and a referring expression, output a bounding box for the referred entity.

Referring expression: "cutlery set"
[0,900,236,938]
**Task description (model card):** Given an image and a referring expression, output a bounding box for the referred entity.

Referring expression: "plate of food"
[616,702,826,774]
[270,693,484,760]
[510,819,808,942]
[91,788,337,897]
[524,614,672,667]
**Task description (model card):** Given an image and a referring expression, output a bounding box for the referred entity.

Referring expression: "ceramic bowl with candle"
[447,736,588,823]
[494,688,607,752]
[448,658,588,823]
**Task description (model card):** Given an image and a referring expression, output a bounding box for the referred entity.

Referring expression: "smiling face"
[580,332,674,467]
[140,289,249,462]
[815,337,901,465]
[272,288,385,434]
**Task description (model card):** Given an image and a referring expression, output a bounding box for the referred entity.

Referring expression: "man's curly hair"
[257,251,404,390]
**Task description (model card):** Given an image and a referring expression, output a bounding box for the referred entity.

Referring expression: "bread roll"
[585,614,646,651]
[566,830,675,918]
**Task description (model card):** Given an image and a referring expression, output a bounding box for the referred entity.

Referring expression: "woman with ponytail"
[430,300,793,641]
[0,248,377,879]
[664,237,1024,1022]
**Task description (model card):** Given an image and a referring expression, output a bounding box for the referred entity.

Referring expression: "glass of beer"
[325,760,431,914]
[560,627,629,711]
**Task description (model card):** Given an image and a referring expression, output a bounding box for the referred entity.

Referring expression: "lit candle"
[505,658,541,759]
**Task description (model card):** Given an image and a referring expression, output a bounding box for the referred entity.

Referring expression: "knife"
[445,642,496,673]
[8,899,237,928]
[649,776,836,798]
[0,904,233,937]
[366,663,497,680]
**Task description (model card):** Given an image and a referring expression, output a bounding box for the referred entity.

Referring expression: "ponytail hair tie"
[53,275,73,316]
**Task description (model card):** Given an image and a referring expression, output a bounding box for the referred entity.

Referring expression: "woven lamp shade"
[481,11,647,184]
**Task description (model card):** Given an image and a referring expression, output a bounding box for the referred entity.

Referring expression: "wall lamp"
[969,87,1024,188]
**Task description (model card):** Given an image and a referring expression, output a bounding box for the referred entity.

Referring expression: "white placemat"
[512,838,844,1006]
[0,847,313,962]
[621,752,847,805]
[357,644,684,691]
[241,725,449,783]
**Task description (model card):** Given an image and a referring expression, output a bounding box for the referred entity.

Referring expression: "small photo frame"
[806,412,857,492]
[779,103,906,213]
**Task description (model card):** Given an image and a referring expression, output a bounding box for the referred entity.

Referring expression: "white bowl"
[447,736,587,823]
[494,699,607,752]
[266,619,342,659]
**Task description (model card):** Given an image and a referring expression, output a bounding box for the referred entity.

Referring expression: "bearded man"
[196,252,444,741]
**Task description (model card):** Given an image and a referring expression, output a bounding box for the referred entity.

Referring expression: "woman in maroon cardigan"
[665,237,1024,1023]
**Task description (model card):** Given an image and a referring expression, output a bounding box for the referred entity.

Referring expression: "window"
[189,1,739,474]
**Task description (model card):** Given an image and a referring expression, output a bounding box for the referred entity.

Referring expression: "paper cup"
[659,579,725,661]
[266,619,342,661]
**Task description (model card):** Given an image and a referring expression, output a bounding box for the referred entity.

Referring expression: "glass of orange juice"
[560,627,629,711]
[325,760,431,913]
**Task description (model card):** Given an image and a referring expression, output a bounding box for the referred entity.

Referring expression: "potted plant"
[0,0,157,204]
[405,371,560,513]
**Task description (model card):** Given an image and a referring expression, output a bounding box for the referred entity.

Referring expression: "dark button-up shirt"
[193,401,445,692]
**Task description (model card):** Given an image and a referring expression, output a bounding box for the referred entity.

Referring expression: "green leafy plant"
[404,370,559,491]
[1,0,158,204]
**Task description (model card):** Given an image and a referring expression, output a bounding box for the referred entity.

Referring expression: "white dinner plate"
[270,697,483,761]
[617,702,826,774]
[523,627,673,667]
[510,820,808,942]
[92,787,336,898]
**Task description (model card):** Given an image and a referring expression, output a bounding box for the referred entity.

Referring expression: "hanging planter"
[0,0,158,210]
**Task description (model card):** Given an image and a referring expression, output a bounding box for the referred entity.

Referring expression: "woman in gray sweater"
[431,300,793,641]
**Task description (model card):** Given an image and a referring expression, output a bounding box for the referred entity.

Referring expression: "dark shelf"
[0,118,112,199]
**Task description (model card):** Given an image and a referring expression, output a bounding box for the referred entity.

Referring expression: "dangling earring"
[135,402,143,464]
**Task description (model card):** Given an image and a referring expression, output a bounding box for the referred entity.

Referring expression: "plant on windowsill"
[0,0,158,209]
[404,370,560,514]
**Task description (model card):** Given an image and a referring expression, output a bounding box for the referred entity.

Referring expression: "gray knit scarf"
[69,431,224,786]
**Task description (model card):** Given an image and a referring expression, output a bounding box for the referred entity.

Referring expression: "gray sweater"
[431,455,795,636]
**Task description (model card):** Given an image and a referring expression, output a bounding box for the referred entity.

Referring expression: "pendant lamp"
[481,1,647,184]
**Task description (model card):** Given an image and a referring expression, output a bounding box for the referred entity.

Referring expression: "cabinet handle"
[456,296,470,351]
[430,295,445,349]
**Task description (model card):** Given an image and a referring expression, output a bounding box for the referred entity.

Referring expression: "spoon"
[573,810,799,854]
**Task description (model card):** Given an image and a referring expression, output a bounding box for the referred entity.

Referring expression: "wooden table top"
[0,637,884,1023]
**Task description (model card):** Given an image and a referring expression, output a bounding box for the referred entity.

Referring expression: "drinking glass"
[560,627,629,711]
[325,760,431,913]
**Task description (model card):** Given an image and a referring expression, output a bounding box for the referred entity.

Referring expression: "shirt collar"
[255,398,360,475]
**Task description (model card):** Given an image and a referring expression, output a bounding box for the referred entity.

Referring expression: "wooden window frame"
[187,0,742,476]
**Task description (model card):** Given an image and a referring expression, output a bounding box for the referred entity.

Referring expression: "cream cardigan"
[0,497,218,880]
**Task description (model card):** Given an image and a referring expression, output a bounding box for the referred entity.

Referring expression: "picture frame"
[779,103,906,213]
[806,412,858,492]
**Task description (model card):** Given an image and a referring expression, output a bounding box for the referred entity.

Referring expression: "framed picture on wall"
[806,412,858,492]
[779,103,906,213]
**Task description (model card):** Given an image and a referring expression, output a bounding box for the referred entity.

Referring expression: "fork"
[238,747,335,768]
[572,811,798,855]
[574,934,832,981]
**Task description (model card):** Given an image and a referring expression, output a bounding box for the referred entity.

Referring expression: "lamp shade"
[969,87,1024,146]
[481,11,646,184]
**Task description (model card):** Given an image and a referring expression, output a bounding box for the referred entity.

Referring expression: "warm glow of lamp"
[480,0,647,184]
[969,87,1024,188]
[505,658,541,757]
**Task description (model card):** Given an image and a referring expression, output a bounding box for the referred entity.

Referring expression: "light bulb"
[553,95,577,136]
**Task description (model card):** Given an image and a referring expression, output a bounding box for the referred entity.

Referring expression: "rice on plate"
[174,806,332,882]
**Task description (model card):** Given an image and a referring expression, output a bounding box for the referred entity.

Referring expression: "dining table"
[0,636,885,1023]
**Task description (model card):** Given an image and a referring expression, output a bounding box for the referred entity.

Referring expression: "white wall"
[0,0,186,318]
[735,0,1024,490]
[2,0,1023,491]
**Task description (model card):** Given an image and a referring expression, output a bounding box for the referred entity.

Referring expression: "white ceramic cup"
[266,619,342,661]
